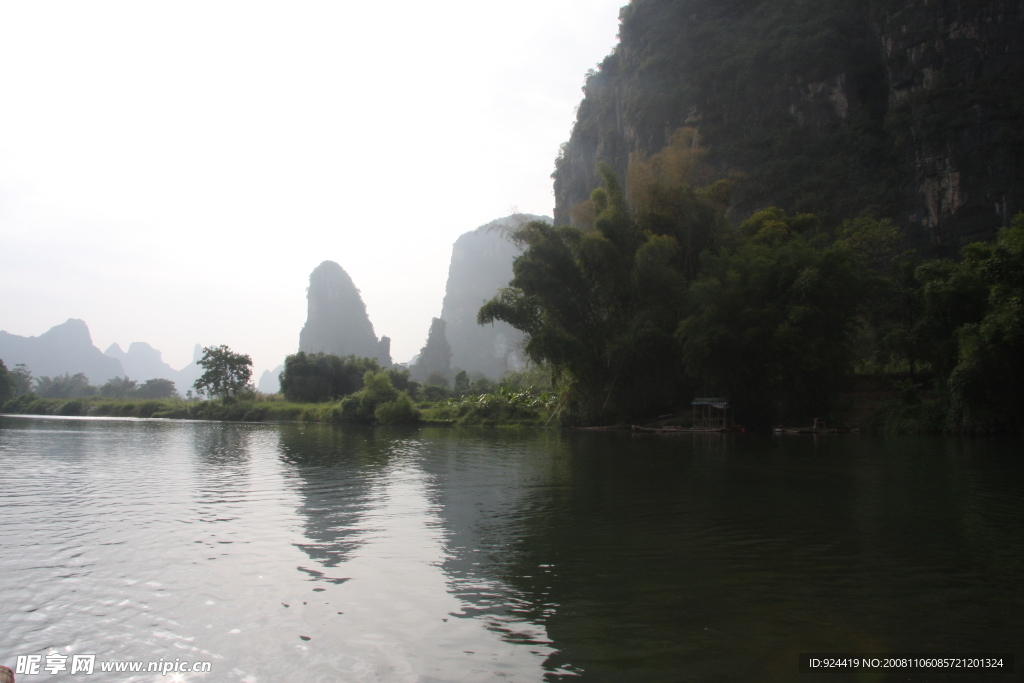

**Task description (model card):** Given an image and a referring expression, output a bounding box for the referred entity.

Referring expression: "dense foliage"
[0,360,12,402]
[35,373,96,399]
[279,352,380,402]
[489,145,1024,430]
[679,208,870,424]
[941,217,1024,431]
[99,376,178,399]
[481,159,728,424]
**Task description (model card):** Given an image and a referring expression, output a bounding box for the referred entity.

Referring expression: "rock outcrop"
[410,318,452,383]
[438,215,549,378]
[257,364,284,394]
[176,344,206,391]
[0,319,124,383]
[552,0,1024,248]
[298,261,392,366]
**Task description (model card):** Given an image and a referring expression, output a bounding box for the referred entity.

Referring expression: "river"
[0,415,1020,681]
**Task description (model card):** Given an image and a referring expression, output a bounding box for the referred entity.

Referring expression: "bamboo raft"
[773,419,856,435]
[631,424,732,433]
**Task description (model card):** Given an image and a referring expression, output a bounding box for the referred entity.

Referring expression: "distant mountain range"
[0,319,202,392]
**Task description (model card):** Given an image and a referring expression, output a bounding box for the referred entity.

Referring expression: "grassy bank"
[1,394,343,423]
[1,391,558,428]
[419,388,558,427]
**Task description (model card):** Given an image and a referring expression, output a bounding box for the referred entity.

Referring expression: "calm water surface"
[0,416,1021,682]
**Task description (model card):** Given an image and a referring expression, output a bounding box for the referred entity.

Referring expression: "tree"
[946,215,1024,431]
[453,370,470,393]
[193,345,253,399]
[677,208,870,426]
[136,378,178,399]
[35,373,95,398]
[100,376,137,398]
[9,364,33,397]
[279,352,379,402]
[0,360,12,402]
[480,163,725,423]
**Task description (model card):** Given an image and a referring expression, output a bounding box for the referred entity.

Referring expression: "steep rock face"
[439,215,550,378]
[553,0,1024,247]
[176,344,205,392]
[0,319,124,383]
[879,0,1024,244]
[411,317,452,383]
[298,261,392,366]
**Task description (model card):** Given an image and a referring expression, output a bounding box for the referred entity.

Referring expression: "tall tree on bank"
[0,360,12,402]
[194,345,253,400]
[944,216,1024,431]
[480,157,728,424]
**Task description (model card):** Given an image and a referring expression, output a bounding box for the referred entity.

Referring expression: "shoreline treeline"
[481,134,1024,432]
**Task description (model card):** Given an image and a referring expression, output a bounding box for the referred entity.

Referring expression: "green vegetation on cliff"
[555,0,1024,246]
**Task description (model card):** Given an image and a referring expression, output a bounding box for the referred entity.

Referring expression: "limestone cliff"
[410,317,452,383]
[439,215,550,378]
[298,260,392,366]
[553,0,1024,248]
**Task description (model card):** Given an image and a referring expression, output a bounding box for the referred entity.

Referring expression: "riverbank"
[0,381,1004,434]
[0,392,554,428]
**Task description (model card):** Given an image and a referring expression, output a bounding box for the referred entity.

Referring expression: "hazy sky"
[0,1,623,376]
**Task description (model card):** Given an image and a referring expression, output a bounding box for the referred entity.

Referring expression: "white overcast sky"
[0,0,623,376]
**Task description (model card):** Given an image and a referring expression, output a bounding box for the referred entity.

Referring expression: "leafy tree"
[0,360,13,402]
[333,370,419,424]
[913,254,989,378]
[480,163,725,423]
[279,352,379,402]
[424,372,449,388]
[358,370,396,418]
[9,364,33,397]
[471,377,496,394]
[946,216,1024,431]
[374,391,420,425]
[35,373,95,399]
[386,367,421,397]
[422,384,449,402]
[193,345,253,400]
[136,378,178,399]
[678,208,870,426]
[100,376,137,398]
[453,370,470,393]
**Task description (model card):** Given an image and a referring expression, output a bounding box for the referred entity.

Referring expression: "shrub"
[374,391,420,425]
